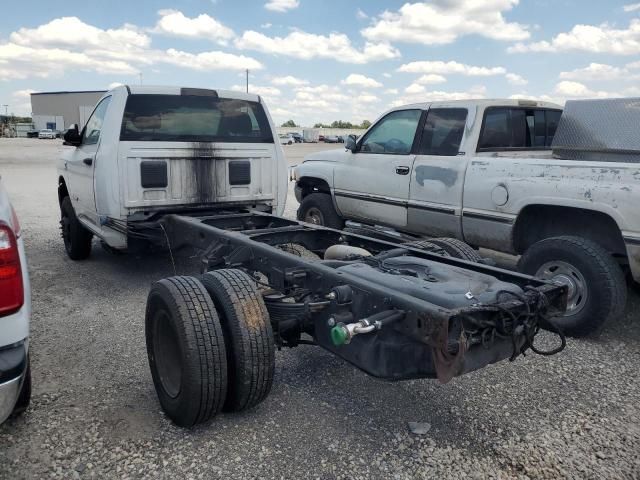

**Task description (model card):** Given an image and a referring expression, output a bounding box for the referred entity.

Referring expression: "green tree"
[281,119,298,127]
[360,120,372,129]
[313,122,325,128]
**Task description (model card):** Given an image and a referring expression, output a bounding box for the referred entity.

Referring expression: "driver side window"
[82,96,112,145]
[360,109,421,155]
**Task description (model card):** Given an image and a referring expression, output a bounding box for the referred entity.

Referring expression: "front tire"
[146,276,228,427]
[60,196,92,260]
[200,269,275,412]
[518,236,626,337]
[297,193,344,229]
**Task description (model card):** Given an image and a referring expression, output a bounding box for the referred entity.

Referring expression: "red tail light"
[0,222,23,315]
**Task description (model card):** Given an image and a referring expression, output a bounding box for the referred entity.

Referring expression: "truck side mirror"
[63,124,82,146]
[345,135,357,152]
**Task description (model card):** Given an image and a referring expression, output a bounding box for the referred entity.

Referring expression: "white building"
[30,91,106,131]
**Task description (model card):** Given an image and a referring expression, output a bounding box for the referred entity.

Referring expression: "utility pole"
[2,105,7,116]
[246,69,249,93]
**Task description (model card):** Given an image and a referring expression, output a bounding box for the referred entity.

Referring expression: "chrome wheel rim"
[304,207,323,225]
[536,260,588,316]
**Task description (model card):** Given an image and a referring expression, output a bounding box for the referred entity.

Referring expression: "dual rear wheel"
[145,269,275,428]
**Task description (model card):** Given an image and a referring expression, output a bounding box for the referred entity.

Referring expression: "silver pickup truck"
[293,98,640,337]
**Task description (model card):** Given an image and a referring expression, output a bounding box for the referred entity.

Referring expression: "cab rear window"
[477,107,562,151]
[120,94,274,143]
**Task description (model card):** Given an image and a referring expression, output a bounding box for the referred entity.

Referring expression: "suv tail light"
[0,221,23,315]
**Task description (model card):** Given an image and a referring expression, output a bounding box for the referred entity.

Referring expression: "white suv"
[0,178,31,424]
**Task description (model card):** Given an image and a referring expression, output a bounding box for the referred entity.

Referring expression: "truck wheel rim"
[536,261,588,316]
[304,207,323,225]
[153,311,182,398]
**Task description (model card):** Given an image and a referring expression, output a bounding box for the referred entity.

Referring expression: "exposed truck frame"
[143,210,568,427]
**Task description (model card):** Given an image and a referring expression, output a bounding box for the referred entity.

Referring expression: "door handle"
[82,158,93,166]
[395,166,410,175]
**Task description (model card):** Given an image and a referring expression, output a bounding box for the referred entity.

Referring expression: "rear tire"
[411,237,482,262]
[145,276,227,427]
[278,243,320,260]
[297,193,344,229]
[200,269,275,412]
[518,236,626,337]
[60,196,92,260]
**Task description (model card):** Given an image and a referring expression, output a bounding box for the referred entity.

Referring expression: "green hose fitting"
[330,324,349,346]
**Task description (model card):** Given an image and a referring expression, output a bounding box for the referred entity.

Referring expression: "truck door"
[333,109,422,229]
[65,96,112,226]
[407,108,468,238]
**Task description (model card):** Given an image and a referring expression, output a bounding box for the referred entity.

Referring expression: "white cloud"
[384,88,399,94]
[398,60,506,76]
[416,74,447,84]
[0,43,139,80]
[10,16,149,51]
[356,93,379,103]
[271,75,309,86]
[362,0,529,45]
[152,10,235,44]
[405,83,426,94]
[391,85,487,107]
[264,0,299,12]
[341,74,382,88]
[235,30,400,63]
[162,49,262,71]
[554,80,617,98]
[559,63,627,81]
[624,3,640,12]
[382,73,392,78]
[0,16,263,81]
[230,84,281,104]
[356,8,368,20]
[509,19,640,55]
[505,73,527,85]
[261,23,272,29]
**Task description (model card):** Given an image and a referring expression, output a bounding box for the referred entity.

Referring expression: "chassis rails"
[143,211,568,427]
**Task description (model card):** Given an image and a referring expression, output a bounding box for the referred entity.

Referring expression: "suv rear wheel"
[518,236,626,337]
[297,193,344,229]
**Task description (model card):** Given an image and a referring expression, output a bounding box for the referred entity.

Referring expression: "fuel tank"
[336,256,523,309]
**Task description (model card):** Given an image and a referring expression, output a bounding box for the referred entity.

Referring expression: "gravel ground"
[0,138,639,479]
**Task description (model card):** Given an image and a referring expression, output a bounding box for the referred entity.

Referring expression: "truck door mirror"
[63,124,82,146]
[345,135,357,152]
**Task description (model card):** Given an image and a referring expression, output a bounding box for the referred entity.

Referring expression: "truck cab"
[57,85,287,256]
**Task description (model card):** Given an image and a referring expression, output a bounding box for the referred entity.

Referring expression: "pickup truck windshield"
[120,94,274,143]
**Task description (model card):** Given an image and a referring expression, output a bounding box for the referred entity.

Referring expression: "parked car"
[290,132,303,143]
[26,130,39,138]
[38,129,55,139]
[279,133,294,145]
[57,85,287,257]
[294,98,640,337]
[318,135,325,142]
[324,135,340,143]
[0,177,31,424]
[337,135,345,143]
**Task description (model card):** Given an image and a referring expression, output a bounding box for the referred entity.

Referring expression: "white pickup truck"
[57,85,287,258]
[294,98,640,336]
